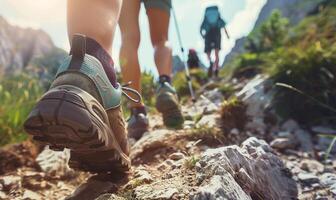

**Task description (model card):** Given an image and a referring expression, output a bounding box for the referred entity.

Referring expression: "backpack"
[201,6,225,34]
[205,6,221,28]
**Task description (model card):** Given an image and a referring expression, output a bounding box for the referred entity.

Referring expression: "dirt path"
[1,80,336,200]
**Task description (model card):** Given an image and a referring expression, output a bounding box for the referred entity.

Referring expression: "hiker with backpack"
[200,6,229,78]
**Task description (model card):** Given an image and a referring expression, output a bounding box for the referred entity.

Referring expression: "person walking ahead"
[119,0,184,140]
[200,6,229,78]
[23,0,183,174]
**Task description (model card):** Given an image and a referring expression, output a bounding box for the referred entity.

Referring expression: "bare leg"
[67,0,122,53]
[206,51,211,65]
[147,8,172,76]
[119,0,143,107]
[214,49,220,71]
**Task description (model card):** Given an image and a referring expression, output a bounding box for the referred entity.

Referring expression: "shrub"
[220,97,248,133]
[173,68,207,97]
[271,42,336,124]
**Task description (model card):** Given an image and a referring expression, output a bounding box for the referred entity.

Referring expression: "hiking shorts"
[141,0,172,13]
[204,32,221,53]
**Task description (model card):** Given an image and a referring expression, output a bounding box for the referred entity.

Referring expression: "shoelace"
[121,81,142,103]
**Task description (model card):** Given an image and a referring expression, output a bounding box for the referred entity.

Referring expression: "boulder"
[131,130,175,160]
[191,137,298,200]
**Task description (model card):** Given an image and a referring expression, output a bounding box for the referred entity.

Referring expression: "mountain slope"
[223,0,328,66]
[0,16,66,76]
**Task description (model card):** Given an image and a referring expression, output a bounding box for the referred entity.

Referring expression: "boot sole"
[24,85,130,173]
[156,93,184,128]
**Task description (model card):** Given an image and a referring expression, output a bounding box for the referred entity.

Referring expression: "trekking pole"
[171,6,197,103]
[224,27,230,39]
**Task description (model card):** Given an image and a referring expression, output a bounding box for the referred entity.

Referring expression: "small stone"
[0,175,21,191]
[320,173,336,195]
[134,180,180,200]
[36,147,73,177]
[95,194,126,200]
[230,128,239,135]
[184,120,195,129]
[22,190,42,200]
[299,159,324,174]
[163,173,173,179]
[294,129,314,152]
[169,152,185,161]
[312,183,321,189]
[270,138,297,150]
[312,126,336,135]
[281,119,300,132]
[134,169,153,184]
[197,114,218,127]
[277,131,291,138]
[297,172,319,185]
[0,191,7,199]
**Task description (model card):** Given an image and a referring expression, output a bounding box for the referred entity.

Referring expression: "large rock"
[191,175,251,200]
[130,130,176,160]
[191,137,298,200]
[237,75,273,134]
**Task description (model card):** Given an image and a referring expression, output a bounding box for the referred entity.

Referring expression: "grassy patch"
[184,156,200,170]
[0,74,43,146]
[220,97,248,133]
[188,125,223,144]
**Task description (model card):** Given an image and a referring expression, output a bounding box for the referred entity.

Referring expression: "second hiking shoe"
[155,82,184,128]
[23,35,133,173]
[127,107,149,140]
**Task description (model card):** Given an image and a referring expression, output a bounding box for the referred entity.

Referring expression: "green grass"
[183,156,200,170]
[173,68,208,98]
[0,74,43,146]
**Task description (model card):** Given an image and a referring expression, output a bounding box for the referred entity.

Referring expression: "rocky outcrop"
[191,137,298,200]
[0,16,66,77]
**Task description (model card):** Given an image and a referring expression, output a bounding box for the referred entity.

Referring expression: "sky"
[0,0,266,76]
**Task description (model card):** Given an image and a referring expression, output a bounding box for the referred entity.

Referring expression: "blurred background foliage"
[221,1,336,125]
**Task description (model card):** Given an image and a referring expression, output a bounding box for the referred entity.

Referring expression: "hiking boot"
[214,69,219,78]
[155,82,184,128]
[208,62,213,78]
[23,35,136,173]
[127,107,149,140]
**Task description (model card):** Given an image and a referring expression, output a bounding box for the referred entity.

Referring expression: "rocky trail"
[1,76,336,200]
